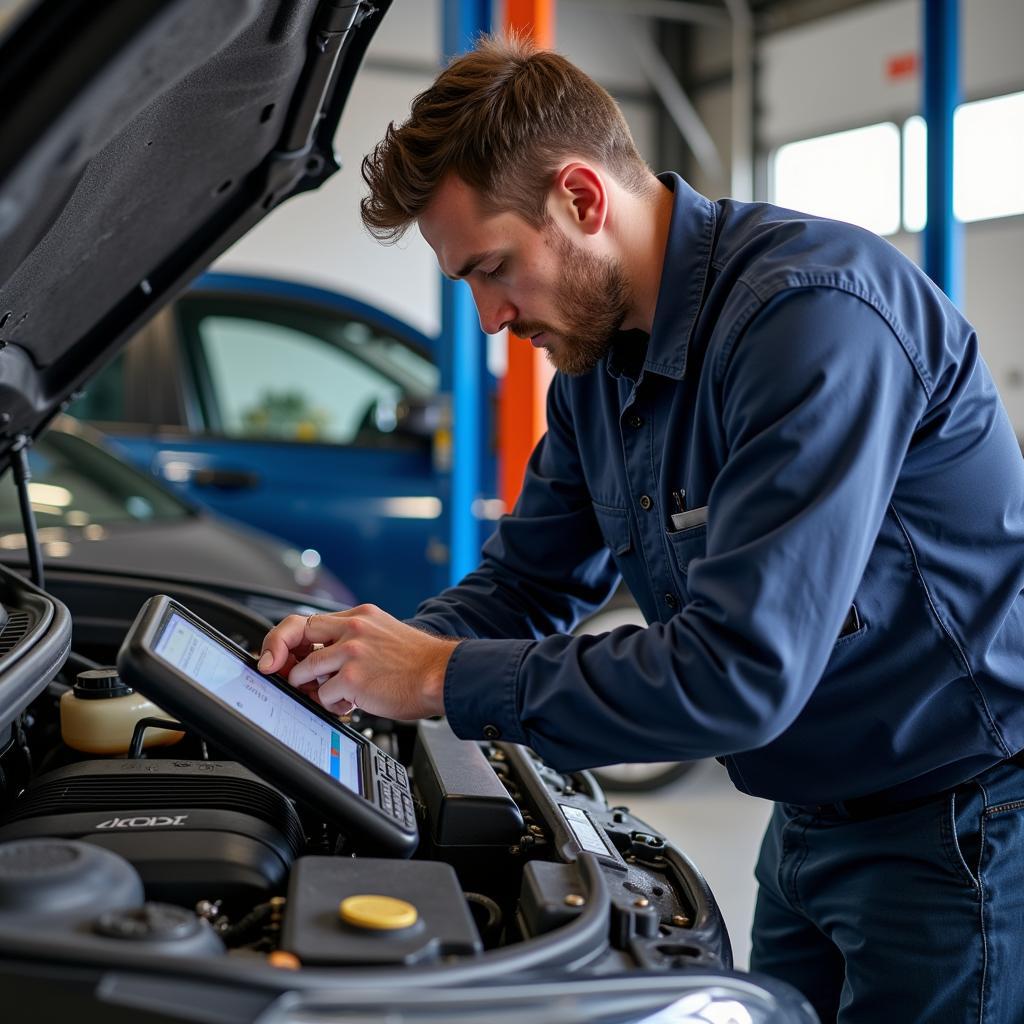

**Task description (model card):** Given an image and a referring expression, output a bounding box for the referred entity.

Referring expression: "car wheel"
[591,760,698,792]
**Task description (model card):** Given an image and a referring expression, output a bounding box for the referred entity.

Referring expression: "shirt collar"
[606,172,716,382]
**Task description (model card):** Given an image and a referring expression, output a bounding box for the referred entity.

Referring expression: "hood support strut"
[10,436,44,591]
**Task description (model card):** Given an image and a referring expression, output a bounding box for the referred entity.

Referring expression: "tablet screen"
[154,611,362,793]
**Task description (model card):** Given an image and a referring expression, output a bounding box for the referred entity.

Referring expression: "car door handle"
[191,467,261,491]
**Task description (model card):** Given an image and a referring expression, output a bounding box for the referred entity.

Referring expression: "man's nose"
[470,283,515,335]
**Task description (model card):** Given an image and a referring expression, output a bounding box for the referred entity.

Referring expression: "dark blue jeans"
[749,759,1024,1023]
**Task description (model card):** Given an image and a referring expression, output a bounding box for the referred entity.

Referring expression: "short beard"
[514,225,633,376]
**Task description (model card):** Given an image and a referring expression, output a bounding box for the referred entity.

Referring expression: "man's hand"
[257,605,458,720]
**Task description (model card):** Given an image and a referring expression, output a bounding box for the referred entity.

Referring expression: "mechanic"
[258,35,1024,1023]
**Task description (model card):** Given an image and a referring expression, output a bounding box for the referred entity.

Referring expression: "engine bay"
[0,563,732,1007]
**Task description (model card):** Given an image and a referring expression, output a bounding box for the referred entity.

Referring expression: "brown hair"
[360,33,653,243]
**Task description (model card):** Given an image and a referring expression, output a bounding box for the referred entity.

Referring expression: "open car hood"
[0,0,388,473]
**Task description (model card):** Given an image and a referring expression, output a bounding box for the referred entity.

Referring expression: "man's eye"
[483,262,504,280]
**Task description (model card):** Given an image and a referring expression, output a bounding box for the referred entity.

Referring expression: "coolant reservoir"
[60,667,184,754]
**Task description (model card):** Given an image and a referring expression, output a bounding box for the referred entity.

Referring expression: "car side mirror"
[389,393,442,438]
[371,395,441,439]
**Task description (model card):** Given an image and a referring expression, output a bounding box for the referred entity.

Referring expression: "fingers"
[317,671,358,710]
[260,610,367,674]
[321,695,359,717]
[287,639,352,687]
[296,680,357,719]
[259,614,311,673]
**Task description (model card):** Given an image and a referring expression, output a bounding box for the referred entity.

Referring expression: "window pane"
[902,115,927,233]
[772,123,902,236]
[955,90,1024,223]
[331,319,439,396]
[197,317,402,444]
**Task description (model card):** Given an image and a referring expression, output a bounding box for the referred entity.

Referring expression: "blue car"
[71,272,454,618]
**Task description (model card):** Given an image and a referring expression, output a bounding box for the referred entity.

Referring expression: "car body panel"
[0,418,353,603]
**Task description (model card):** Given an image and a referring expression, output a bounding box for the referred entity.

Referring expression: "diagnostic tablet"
[117,595,418,857]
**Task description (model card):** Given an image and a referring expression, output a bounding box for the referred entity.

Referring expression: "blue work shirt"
[409,173,1024,806]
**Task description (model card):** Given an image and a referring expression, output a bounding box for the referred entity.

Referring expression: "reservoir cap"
[339,894,418,931]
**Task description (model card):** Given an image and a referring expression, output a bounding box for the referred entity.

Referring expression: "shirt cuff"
[443,638,532,745]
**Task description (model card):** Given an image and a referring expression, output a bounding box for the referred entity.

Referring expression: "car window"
[331,319,439,397]
[0,428,192,542]
[194,314,410,444]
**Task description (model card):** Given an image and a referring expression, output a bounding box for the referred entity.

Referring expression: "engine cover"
[0,759,303,910]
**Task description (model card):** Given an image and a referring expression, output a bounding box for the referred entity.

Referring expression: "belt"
[792,749,1024,821]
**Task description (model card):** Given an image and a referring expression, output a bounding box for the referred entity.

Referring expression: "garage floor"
[611,759,774,970]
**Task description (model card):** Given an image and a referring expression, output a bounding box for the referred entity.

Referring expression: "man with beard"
[259,35,1024,1023]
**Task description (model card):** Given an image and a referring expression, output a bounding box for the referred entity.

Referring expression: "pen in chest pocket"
[669,489,709,532]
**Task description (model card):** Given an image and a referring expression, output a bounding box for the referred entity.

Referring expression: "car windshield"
[0,427,192,547]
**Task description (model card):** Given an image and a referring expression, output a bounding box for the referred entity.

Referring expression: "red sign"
[887,52,919,81]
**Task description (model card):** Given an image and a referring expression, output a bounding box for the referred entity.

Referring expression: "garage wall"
[760,0,1024,146]
[214,0,658,340]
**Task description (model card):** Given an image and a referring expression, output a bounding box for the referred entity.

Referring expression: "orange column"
[498,0,556,510]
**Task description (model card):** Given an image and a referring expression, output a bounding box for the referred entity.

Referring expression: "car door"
[72,276,447,619]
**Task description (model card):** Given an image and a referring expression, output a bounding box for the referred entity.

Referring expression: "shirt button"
[639,494,653,511]
[628,414,644,429]
[483,724,500,740]
[664,593,678,609]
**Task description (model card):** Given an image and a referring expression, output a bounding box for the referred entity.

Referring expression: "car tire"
[591,760,697,792]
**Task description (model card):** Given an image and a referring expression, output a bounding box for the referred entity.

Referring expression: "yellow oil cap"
[339,894,418,931]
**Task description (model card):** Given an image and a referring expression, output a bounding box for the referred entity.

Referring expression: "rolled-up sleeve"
[436,288,929,771]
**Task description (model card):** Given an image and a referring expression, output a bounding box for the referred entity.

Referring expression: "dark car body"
[0,416,353,606]
[0,2,816,1021]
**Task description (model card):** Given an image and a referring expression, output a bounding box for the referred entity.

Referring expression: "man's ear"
[549,163,607,237]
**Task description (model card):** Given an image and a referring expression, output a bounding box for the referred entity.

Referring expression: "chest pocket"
[666,519,708,603]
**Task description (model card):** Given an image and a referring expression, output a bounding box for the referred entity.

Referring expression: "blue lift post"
[441,0,494,585]
[922,0,962,306]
